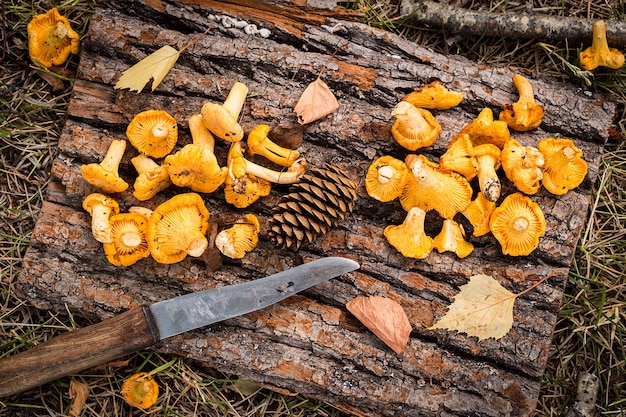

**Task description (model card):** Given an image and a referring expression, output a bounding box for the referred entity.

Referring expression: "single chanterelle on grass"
[81,139,129,194]
[489,192,546,256]
[215,213,260,259]
[365,155,409,203]
[438,133,479,180]
[580,20,625,70]
[456,108,510,149]
[384,206,434,259]
[401,154,472,219]
[82,193,120,244]
[201,81,248,142]
[27,7,80,68]
[501,139,545,195]
[391,101,442,151]
[147,193,210,264]
[131,154,172,201]
[121,372,159,409]
[126,110,178,159]
[247,124,300,167]
[499,74,545,132]
[103,212,150,266]
[538,138,588,195]
[401,80,464,110]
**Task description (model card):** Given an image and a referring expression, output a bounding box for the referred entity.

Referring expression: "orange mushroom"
[456,108,510,149]
[131,154,172,201]
[121,372,159,409]
[201,81,248,142]
[461,192,496,237]
[439,134,478,180]
[538,138,588,195]
[499,74,544,132]
[391,101,441,151]
[81,139,129,194]
[27,7,80,68]
[474,143,502,203]
[103,212,150,266]
[384,207,434,259]
[501,139,544,195]
[247,124,300,167]
[433,219,474,259]
[215,214,260,259]
[82,193,120,244]
[365,155,409,202]
[401,81,464,110]
[580,20,625,70]
[126,110,178,159]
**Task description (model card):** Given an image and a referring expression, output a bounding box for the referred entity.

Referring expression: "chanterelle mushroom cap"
[501,139,544,195]
[247,124,300,167]
[165,144,228,193]
[391,101,442,151]
[82,193,120,244]
[27,7,80,68]
[121,372,159,409]
[103,212,150,266]
[384,207,434,259]
[580,20,625,70]
[131,154,172,201]
[148,193,210,264]
[81,139,129,194]
[499,74,545,132]
[489,192,546,256]
[215,214,260,259]
[538,138,588,195]
[456,108,510,149]
[461,191,496,237]
[365,155,409,202]
[439,134,478,180]
[402,81,464,110]
[401,154,472,219]
[126,110,178,158]
[433,219,474,259]
[201,81,248,142]
[473,143,502,203]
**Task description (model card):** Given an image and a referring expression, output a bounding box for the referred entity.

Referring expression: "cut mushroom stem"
[247,124,300,167]
[188,113,215,152]
[228,142,306,184]
[474,144,502,202]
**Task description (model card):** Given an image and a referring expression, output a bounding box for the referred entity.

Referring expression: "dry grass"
[1,0,625,416]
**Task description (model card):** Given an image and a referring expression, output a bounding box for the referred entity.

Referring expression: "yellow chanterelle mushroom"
[27,8,80,68]
[215,214,260,259]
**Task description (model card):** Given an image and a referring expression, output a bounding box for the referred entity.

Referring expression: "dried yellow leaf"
[68,379,89,417]
[429,274,516,341]
[294,77,339,124]
[115,45,180,92]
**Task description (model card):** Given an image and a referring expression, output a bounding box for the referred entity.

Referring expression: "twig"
[399,0,626,47]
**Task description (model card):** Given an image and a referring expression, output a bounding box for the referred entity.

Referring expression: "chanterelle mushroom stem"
[247,124,300,167]
[474,144,502,202]
[188,113,215,152]
[229,142,306,184]
[223,82,249,120]
[100,139,126,173]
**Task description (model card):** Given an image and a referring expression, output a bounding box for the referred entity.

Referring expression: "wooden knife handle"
[0,306,160,398]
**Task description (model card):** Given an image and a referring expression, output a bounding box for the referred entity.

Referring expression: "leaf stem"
[515,273,558,297]
[179,24,213,54]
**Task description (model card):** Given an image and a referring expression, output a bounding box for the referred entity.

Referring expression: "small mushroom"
[247,124,300,167]
[461,192,496,237]
[201,81,248,142]
[164,114,227,194]
[401,154,472,219]
[538,138,588,195]
[365,155,409,202]
[489,192,546,256]
[126,110,178,158]
[391,101,442,151]
[433,219,474,259]
[501,139,544,195]
[580,20,625,70]
[224,170,271,209]
[147,193,210,264]
[384,207,434,259]
[81,139,129,194]
[439,134,478,180]
[121,372,159,409]
[227,141,306,185]
[131,154,172,201]
[474,143,502,203]
[103,212,150,266]
[499,74,545,132]
[215,213,260,259]
[82,193,120,244]
[401,81,464,110]
[456,108,510,149]
[27,7,80,68]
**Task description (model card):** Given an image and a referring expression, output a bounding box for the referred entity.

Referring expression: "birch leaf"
[294,77,339,124]
[346,295,412,354]
[429,274,516,341]
[115,45,180,92]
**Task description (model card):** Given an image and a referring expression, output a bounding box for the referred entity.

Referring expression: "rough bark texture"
[400,0,626,46]
[16,1,615,416]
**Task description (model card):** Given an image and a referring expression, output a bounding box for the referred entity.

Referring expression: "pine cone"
[267,163,358,249]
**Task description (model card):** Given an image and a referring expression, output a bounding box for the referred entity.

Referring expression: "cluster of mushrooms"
[81,82,306,266]
[365,76,588,259]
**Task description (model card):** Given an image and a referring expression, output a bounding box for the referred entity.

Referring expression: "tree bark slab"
[16,1,615,416]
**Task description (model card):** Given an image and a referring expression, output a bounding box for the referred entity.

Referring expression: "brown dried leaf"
[346,295,412,354]
[294,77,339,124]
[68,379,89,417]
[428,274,516,341]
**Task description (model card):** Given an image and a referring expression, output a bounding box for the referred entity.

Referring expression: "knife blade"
[0,256,359,397]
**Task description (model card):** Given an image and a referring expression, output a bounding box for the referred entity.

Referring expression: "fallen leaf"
[114,45,180,92]
[68,379,89,417]
[294,77,339,124]
[346,295,412,354]
[428,274,516,341]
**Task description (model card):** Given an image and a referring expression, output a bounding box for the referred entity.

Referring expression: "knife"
[0,256,359,397]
